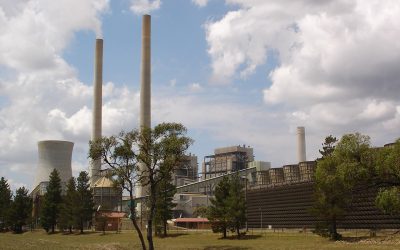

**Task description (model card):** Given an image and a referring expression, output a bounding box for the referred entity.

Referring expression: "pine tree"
[227,175,246,238]
[208,176,231,238]
[40,169,62,233]
[154,170,176,237]
[75,171,94,234]
[9,187,32,233]
[59,177,77,233]
[0,177,12,231]
[318,135,338,159]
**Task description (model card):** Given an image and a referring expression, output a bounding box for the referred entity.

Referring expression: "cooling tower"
[90,38,103,187]
[297,126,306,162]
[33,140,74,188]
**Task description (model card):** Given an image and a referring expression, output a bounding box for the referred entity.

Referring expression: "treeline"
[0,178,31,233]
[0,169,94,234]
[313,133,400,240]
[39,169,94,234]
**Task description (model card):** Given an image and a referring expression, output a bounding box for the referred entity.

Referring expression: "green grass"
[0,230,399,249]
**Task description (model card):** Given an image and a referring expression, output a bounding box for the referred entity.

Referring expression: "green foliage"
[376,187,400,216]
[318,135,338,159]
[313,133,372,240]
[40,169,62,233]
[375,139,400,183]
[89,122,193,250]
[374,140,400,216]
[227,175,246,238]
[0,177,12,231]
[9,187,32,233]
[59,177,77,233]
[208,176,232,239]
[75,171,94,233]
[154,170,176,237]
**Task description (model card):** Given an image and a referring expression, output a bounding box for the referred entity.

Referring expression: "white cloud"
[192,0,209,8]
[0,0,111,189]
[188,82,203,92]
[130,0,161,15]
[205,0,400,147]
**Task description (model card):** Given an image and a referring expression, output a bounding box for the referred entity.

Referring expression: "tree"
[154,169,176,237]
[139,123,193,250]
[75,171,94,233]
[59,177,77,233]
[0,177,12,231]
[376,187,400,216]
[89,122,192,250]
[89,130,146,250]
[313,133,371,240]
[40,169,62,233]
[208,176,231,238]
[9,187,32,233]
[374,139,400,216]
[318,135,338,159]
[227,175,246,239]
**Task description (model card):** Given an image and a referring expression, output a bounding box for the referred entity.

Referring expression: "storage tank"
[269,168,284,184]
[283,164,300,183]
[299,161,316,182]
[33,140,74,188]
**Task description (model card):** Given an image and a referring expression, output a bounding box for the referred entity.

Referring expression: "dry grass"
[0,230,399,249]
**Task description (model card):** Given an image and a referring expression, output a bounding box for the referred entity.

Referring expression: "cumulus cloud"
[205,0,400,146]
[0,0,112,188]
[192,0,209,8]
[130,0,161,15]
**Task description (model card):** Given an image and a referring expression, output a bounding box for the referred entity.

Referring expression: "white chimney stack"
[297,126,306,163]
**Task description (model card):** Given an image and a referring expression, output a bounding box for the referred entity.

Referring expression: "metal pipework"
[297,126,306,163]
[90,38,103,187]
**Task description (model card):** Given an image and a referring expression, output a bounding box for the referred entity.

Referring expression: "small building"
[95,211,126,231]
[174,218,210,229]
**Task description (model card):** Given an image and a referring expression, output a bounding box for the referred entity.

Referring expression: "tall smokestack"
[137,15,151,198]
[90,38,103,187]
[140,15,151,130]
[297,126,306,163]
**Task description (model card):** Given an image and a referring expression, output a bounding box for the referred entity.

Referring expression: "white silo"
[33,140,74,188]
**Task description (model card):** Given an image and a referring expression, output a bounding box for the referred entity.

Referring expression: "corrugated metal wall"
[246,182,400,229]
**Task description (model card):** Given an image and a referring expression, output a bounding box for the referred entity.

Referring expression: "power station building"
[202,145,254,180]
[172,154,198,187]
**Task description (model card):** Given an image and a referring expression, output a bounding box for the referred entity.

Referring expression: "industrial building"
[202,145,254,180]
[172,154,198,187]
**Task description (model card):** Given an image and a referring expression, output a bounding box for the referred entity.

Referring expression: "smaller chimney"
[297,126,306,163]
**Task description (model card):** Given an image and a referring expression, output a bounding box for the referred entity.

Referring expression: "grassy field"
[1,230,400,250]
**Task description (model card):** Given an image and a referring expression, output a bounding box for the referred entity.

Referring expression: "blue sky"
[1,0,400,190]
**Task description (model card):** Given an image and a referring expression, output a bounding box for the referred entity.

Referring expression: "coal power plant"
[27,13,400,233]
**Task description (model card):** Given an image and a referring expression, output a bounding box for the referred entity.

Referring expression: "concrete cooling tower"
[33,140,74,188]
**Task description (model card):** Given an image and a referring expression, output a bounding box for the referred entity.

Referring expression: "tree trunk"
[163,220,167,237]
[69,226,72,234]
[51,225,55,233]
[223,226,227,239]
[147,186,157,250]
[331,217,338,240]
[131,217,147,250]
[236,223,240,239]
